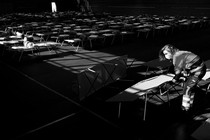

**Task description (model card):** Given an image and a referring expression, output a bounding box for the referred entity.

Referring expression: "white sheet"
[124,74,174,96]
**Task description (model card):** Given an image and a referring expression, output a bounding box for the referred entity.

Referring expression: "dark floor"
[1,24,210,140]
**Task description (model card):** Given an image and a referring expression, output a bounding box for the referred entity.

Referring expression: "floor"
[1,24,210,140]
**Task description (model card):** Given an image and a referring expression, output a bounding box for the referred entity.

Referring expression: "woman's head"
[159,44,178,61]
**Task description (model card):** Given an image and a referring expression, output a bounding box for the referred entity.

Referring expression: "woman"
[159,44,206,113]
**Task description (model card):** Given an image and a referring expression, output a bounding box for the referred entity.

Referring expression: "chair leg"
[143,93,148,121]
[121,34,124,43]
[111,36,115,45]
[89,39,93,49]
[146,31,150,39]
[36,47,40,55]
[206,84,210,94]
[75,44,79,52]
[166,92,170,107]
[19,51,24,62]
[61,41,64,47]
[118,102,121,119]
[81,41,84,48]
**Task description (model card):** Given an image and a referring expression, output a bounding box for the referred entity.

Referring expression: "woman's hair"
[159,44,178,61]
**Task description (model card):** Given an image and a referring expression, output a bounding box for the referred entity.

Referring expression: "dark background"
[1,0,210,16]
[1,0,210,140]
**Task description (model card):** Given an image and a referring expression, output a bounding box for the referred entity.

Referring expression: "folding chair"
[137,28,151,39]
[0,40,23,56]
[61,38,82,52]
[120,31,134,43]
[35,32,50,42]
[87,34,99,49]
[102,33,115,46]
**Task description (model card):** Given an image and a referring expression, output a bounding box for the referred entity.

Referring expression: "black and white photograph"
[1,0,210,140]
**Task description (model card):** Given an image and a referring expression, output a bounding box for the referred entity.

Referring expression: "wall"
[0,0,78,15]
[89,0,210,17]
[1,0,210,16]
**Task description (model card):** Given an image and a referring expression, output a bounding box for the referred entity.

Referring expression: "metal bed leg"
[118,102,121,119]
[143,92,148,121]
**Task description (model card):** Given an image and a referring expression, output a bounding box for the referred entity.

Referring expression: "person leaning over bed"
[159,44,206,115]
